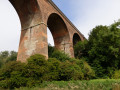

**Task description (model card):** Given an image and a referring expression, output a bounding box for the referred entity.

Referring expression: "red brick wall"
[9,0,85,62]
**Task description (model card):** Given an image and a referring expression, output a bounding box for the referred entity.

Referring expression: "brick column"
[17,23,48,62]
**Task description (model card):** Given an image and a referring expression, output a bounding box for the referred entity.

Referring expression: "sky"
[0,0,120,52]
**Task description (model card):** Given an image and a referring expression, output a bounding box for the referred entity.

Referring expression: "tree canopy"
[74,21,120,78]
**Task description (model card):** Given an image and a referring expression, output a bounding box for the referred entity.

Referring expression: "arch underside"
[47,13,70,53]
[73,33,81,57]
[73,33,81,46]
[9,0,42,30]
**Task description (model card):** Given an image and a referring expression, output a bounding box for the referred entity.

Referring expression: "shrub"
[0,61,26,89]
[83,61,95,79]
[112,70,120,79]
[27,54,47,65]
[0,54,95,89]
[0,61,25,79]
[59,60,84,81]
[71,58,95,80]
[25,54,49,81]
[0,54,48,89]
[47,58,61,81]
[51,50,70,62]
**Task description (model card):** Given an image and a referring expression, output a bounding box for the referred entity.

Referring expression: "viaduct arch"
[9,0,85,62]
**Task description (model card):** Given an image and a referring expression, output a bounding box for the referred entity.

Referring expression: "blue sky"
[0,0,120,51]
[52,0,120,37]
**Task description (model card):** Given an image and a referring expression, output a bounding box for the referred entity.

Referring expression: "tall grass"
[15,79,120,90]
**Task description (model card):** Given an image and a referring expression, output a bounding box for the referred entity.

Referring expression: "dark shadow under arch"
[73,33,81,57]
[47,13,70,52]
[73,33,81,46]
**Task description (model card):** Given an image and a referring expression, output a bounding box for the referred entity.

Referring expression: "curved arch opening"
[47,13,70,56]
[73,33,81,57]
[73,33,81,46]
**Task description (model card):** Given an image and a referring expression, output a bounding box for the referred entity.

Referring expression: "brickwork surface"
[9,0,85,62]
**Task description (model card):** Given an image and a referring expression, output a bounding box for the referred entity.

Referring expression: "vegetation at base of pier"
[0,53,95,89]
[0,21,120,89]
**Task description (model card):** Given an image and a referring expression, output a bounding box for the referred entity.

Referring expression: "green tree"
[48,44,55,57]
[0,51,9,58]
[88,22,120,78]
[0,51,17,68]
[0,51,9,68]
[74,40,88,58]
[74,21,120,78]
[6,51,17,62]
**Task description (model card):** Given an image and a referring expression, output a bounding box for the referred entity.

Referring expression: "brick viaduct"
[9,0,85,62]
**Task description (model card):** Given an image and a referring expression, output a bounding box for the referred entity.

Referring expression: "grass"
[15,79,120,90]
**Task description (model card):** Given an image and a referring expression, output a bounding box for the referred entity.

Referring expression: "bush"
[59,61,78,80]
[0,61,26,89]
[70,58,95,80]
[0,54,48,89]
[25,54,49,82]
[47,58,61,81]
[0,54,95,89]
[112,70,120,79]
[51,50,70,62]
[83,61,95,79]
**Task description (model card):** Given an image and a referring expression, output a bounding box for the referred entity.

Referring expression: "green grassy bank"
[14,79,120,90]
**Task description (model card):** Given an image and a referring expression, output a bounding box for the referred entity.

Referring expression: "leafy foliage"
[47,58,61,81]
[48,44,70,62]
[59,60,84,80]
[48,44,56,57]
[0,51,17,68]
[74,40,88,58]
[0,54,94,89]
[51,51,70,62]
[6,51,17,62]
[112,70,120,79]
[0,61,26,89]
[74,21,120,78]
